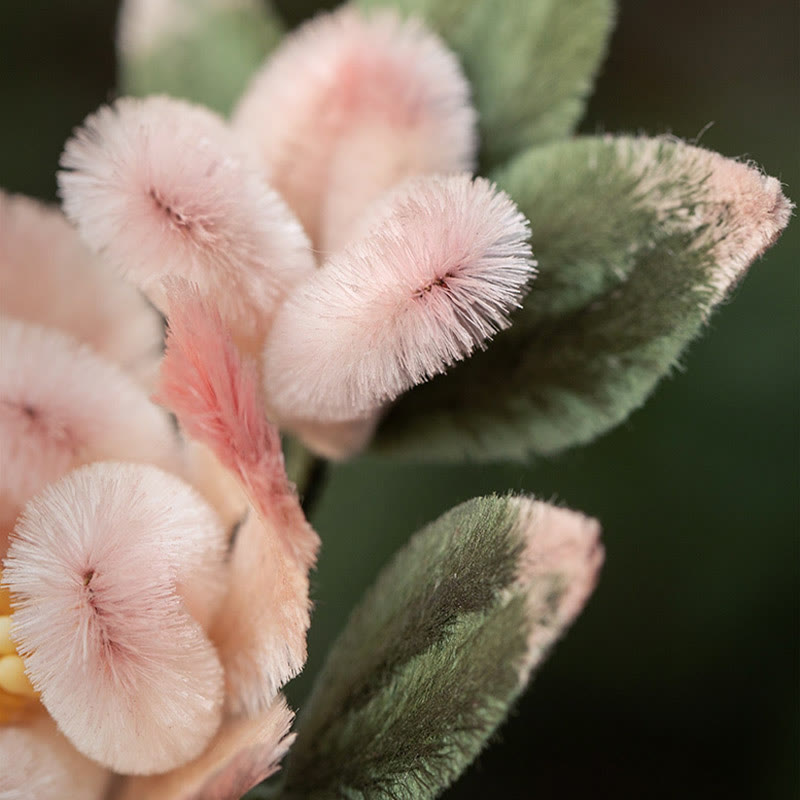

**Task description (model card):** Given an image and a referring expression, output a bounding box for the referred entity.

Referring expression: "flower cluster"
[0,0,791,797]
[0,192,318,796]
[59,5,536,459]
[2,6,538,793]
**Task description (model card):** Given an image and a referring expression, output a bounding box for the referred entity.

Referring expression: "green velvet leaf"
[374,135,792,460]
[117,0,285,115]
[279,495,601,799]
[355,0,615,168]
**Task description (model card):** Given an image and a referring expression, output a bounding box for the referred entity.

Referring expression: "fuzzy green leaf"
[356,0,615,167]
[374,135,792,460]
[279,496,602,799]
[117,0,285,115]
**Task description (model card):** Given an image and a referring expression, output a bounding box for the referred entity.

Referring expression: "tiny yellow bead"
[0,575,11,615]
[0,616,15,655]
[0,654,37,698]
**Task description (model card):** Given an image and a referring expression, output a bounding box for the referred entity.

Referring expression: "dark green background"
[1,2,797,797]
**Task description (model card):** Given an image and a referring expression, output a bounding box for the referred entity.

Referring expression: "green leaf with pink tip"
[375,135,792,461]
[279,495,602,799]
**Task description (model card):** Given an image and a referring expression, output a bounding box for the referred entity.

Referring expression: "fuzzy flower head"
[60,96,315,347]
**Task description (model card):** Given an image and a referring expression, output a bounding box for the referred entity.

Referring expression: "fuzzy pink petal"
[0,715,111,800]
[262,173,535,424]
[3,463,227,774]
[156,285,318,710]
[114,695,295,800]
[509,498,604,686]
[233,5,476,255]
[0,317,181,550]
[59,95,314,340]
[156,283,319,569]
[0,191,163,386]
[210,512,311,712]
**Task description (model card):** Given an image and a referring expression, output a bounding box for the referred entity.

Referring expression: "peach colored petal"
[289,413,380,461]
[0,192,163,387]
[3,463,226,774]
[508,498,604,686]
[0,317,181,552]
[233,5,476,255]
[156,285,318,710]
[114,695,295,800]
[210,513,311,713]
[0,715,111,800]
[262,173,535,423]
[59,95,314,340]
[156,283,319,569]
[185,439,250,535]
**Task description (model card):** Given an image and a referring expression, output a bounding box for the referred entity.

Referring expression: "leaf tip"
[700,151,793,301]
[509,497,603,686]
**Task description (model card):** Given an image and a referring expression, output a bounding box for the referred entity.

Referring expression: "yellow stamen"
[0,573,42,723]
[0,655,37,699]
[0,583,10,616]
[0,616,15,655]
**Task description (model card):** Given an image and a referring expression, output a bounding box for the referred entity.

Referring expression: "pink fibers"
[233,6,477,255]
[59,95,314,339]
[262,173,535,423]
[3,463,227,775]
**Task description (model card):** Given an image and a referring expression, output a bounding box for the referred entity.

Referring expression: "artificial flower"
[76,0,791,467]
[0,193,319,798]
[59,3,536,460]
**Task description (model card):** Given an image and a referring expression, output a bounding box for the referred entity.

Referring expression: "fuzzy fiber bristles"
[0,715,111,800]
[233,5,477,255]
[209,512,313,714]
[0,317,180,544]
[509,498,604,686]
[157,284,319,711]
[262,174,536,424]
[58,95,314,338]
[115,695,295,800]
[621,136,794,307]
[156,281,319,569]
[3,463,227,775]
[0,192,163,386]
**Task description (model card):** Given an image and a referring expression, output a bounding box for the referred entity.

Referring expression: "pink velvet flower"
[59,4,537,460]
[0,194,319,798]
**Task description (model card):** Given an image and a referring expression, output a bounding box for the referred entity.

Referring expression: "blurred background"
[1,1,797,796]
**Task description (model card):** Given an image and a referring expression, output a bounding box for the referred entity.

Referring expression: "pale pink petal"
[156,285,318,710]
[509,498,604,686]
[0,317,181,550]
[115,695,295,800]
[185,440,250,535]
[233,5,476,255]
[289,413,380,461]
[0,715,111,800]
[262,173,535,424]
[0,191,163,386]
[59,96,314,341]
[3,463,226,774]
[210,513,311,713]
